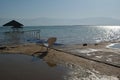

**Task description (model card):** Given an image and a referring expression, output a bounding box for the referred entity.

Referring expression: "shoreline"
[0,41,120,79]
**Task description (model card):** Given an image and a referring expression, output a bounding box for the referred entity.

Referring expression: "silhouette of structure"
[3,20,24,28]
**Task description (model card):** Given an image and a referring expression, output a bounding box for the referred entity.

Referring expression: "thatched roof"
[3,20,24,28]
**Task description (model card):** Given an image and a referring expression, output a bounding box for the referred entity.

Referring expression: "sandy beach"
[1,0,120,79]
[0,41,120,79]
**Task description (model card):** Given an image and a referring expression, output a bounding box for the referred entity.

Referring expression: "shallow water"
[0,54,66,80]
[0,53,119,80]
[107,43,120,49]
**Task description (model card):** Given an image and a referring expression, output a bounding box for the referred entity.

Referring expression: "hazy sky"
[0,0,120,19]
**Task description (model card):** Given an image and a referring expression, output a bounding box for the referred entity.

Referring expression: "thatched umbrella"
[3,20,24,28]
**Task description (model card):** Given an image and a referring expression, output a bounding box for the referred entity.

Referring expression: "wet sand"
[0,42,120,80]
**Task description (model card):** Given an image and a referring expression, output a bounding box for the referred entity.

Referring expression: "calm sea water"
[0,25,120,45]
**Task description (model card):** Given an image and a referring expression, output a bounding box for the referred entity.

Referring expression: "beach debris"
[94,43,98,46]
[83,43,87,46]
[0,46,7,50]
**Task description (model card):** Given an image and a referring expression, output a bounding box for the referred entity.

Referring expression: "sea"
[0,25,120,45]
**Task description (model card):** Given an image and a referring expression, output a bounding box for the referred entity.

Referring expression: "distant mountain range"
[0,17,120,26]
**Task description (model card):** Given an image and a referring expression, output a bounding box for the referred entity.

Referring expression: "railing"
[23,30,41,40]
[0,30,41,45]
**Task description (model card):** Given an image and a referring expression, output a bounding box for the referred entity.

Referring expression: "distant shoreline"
[0,25,120,27]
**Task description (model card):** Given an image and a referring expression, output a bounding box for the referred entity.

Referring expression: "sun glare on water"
[100,26,120,29]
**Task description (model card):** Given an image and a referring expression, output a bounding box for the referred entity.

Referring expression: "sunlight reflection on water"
[0,26,120,45]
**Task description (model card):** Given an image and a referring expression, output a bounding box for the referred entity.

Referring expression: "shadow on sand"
[32,51,48,59]
[32,51,57,67]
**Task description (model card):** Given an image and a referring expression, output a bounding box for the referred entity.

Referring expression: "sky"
[0,0,120,26]
[0,0,120,19]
